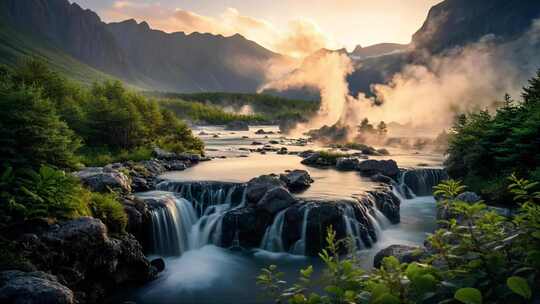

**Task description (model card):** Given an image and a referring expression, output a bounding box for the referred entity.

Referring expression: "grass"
[78,146,153,167]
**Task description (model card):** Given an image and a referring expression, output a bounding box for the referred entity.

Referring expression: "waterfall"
[397,168,448,197]
[143,183,247,256]
[145,193,198,256]
[260,209,288,252]
[146,178,404,257]
[291,205,311,255]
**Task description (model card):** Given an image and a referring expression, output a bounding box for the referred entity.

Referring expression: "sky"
[72,0,442,57]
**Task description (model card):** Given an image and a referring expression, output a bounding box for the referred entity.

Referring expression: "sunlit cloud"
[103,1,338,57]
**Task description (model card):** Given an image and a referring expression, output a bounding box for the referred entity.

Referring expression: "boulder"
[74,167,131,193]
[336,157,360,171]
[245,175,285,205]
[357,160,399,178]
[280,170,313,192]
[0,271,74,304]
[456,191,481,203]
[225,121,249,131]
[256,187,296,214]
[221,207,272,248]
[22,217,156,303]
[277,147,288,155]
[131,177,150,192]
[150,258,165,273]
[370,173,393,184]
[373,245,426,268]
[376,148,390,156]
[152,147,176,160]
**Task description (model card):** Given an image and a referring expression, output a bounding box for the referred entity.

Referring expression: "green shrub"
[0,83,81,169]
[0,165,91,222]
[445,71,540,205]
[89,192,127,234]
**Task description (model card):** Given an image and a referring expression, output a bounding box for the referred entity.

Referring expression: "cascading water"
[143,182,247,256]
[145,168,443,258]
[397,168,449,197]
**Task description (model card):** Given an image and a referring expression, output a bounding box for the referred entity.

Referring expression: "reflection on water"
[117,125,443,304]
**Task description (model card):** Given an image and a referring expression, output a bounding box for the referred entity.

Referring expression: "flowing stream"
[112,126,445,304]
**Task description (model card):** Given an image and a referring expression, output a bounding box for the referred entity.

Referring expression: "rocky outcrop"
[74,167,132,193]
[246,175,286,204]
[300,152,336,167]
[373,244,426,268]
[225,121,249,131]
[0,271,74,304]
[257,187,296,215]
[357,160,400,178]
[279,170,313,192]
[456,191,481,203]
[221,207,273,248]
[12,217,158,303]
[336,157,360,171]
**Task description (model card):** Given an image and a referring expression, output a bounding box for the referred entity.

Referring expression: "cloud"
[103,2,336,58]
[263,19,540,138]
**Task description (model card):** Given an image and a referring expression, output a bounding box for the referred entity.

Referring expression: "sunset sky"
[73,0,441,57]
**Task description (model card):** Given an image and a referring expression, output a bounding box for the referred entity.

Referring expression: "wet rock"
[22,217,156,303]
[300,152,335,167]
[370,173,393,184]
[0,271,74,304]
[357,160,399,178]
[150,258,165,273]
[131,177,150,192]
[245,175,286,205]
[152,147,176,160]
[336,157,360,171]
[376,148,390,156]
[225,121,249,131]
[251,141,264,145]
[269,140,280,144]
[257,187,296,214]
[277,147,288,155]
[367,188,401,224]
[221,207,272,248]
[373,245,426,268]
[279,170,314,192]
[166,160,187,171]
[298,150,315,158]
[74,167,132,193]
[456,191,481,203]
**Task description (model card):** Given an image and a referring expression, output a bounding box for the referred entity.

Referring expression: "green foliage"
[318,151,349,164]
[433,179,466,200]
[0,81,81,169]
[259,176,540,304]
[0,59,204,167]
[454,288,482,304]
[151,91,319,123]
[0,165,90,222]
[89,192,127,234]
[445,71,540,204]
[160,98,267,124]
[506,276,531,300]
[78,146,153,167]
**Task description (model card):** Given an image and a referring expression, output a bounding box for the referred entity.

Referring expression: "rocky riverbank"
[0,149,207,303]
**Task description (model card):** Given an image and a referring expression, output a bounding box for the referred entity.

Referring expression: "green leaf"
[411,274,438,295]
[454,288,482,304]
[370,283,390,301]
[506,276,531,300]
[373,294,400,304]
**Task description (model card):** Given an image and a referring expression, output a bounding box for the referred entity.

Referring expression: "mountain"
[347,0,540,97]
[0,0,281,92]
[412,0,540,53]
[349,43,409,59]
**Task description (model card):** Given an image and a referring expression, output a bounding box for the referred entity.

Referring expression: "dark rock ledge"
[0,149,206,303]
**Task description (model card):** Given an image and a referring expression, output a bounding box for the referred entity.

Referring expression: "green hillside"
[0,22,117,86]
